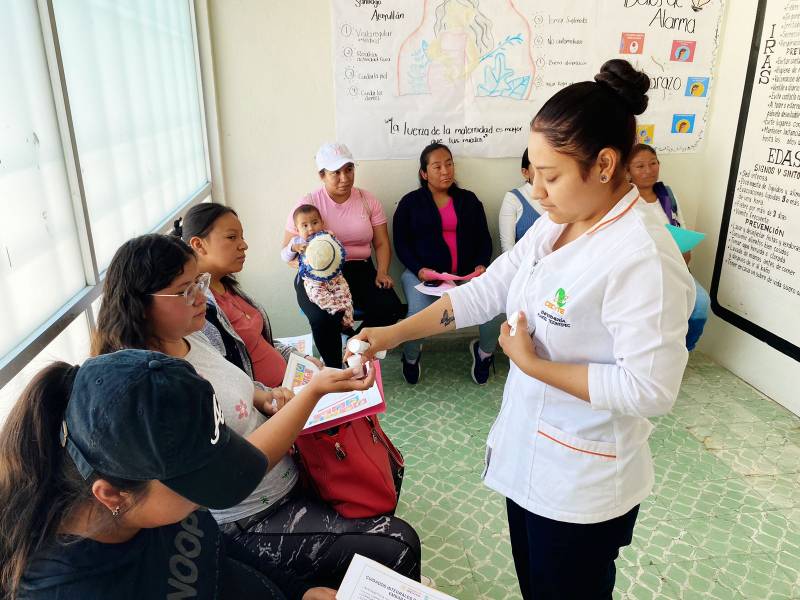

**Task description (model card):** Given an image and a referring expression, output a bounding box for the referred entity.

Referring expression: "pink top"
[439,198,458,274]
[285,186,387,261]
[213,290,287,388]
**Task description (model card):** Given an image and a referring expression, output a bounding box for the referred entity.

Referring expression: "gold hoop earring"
[111,506,121,518]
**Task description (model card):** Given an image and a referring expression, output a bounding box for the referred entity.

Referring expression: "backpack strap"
[358,188,372,221]
[509,187,530,208]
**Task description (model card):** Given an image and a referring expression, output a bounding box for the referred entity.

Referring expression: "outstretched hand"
[308,363,376,396]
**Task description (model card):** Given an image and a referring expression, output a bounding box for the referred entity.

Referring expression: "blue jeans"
[687,278,709,351]
[400,270,502,361]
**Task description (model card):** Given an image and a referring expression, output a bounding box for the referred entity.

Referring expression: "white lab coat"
[447,186,695,524]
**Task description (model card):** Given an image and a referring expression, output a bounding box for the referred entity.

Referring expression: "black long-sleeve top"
[392,185,493,277]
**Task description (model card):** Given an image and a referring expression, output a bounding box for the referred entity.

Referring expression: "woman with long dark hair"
[392,142,499,385]
[171,203,324,391]
[91,233,421,591]
[350,59,696,599]
[0,348,352,599]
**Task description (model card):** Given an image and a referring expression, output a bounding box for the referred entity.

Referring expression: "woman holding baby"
[282,142,405,368]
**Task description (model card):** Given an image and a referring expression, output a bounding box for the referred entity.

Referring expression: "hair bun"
[594,59,650,116]
[170,217,183,238]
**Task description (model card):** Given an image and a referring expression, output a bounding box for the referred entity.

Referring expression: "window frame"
[0,0,220,387]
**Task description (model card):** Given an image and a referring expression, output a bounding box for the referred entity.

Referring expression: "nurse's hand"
[498,311,537,366]
[344,326,400,361]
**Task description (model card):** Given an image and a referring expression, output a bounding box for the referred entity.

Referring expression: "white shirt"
[447,186,695,524]
[498,182,544,253]
[185,333,299,524]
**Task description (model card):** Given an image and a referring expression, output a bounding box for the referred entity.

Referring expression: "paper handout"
[337,554,458,600]
[422,269,480,282]
[282,354,386,435]
[414,281,456,297]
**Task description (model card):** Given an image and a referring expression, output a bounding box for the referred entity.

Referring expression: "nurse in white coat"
[350,59,695,599]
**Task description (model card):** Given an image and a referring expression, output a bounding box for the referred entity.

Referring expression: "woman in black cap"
[0,349,369,599]
[90,233,421,591]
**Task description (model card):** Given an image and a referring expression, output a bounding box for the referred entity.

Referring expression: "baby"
[281,204,355,330]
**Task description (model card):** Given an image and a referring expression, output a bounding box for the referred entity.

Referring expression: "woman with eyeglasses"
[281,143,405,368]
[91,233,421,592]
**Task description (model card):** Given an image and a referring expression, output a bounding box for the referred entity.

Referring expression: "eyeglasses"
[150,272,211,305]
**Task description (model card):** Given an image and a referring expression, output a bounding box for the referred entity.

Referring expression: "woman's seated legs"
[399,270,437,361]
[294,274,346,367]
[477,314,504,355]
[344,261,405,328]
[223,490,421,590]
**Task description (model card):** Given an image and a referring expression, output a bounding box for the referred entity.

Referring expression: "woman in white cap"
[282,143,404,368]
[0,348,368,599]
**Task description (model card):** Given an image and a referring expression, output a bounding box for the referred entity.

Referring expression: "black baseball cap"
[61,349,267,510]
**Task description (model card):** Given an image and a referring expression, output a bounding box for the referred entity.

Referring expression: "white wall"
[207,0,520,337]
[206,0,799,414]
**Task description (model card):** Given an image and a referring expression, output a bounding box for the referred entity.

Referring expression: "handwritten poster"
[711,0,800,361]
[332,0,725,158]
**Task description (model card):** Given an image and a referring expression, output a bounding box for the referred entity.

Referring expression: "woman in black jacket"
[393,143,500,385]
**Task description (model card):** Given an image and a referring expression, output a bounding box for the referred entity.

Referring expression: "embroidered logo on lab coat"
[538,288,571,327]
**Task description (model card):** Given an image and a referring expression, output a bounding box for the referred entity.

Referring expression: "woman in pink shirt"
[392,143,499,385]
[283,143,404,367]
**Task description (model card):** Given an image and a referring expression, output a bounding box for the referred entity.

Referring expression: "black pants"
[506,499,639,600]
[220,558,287,600]
[222,486,421,590]
[295,260,404,367]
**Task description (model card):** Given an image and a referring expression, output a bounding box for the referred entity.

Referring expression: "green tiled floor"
[380,344,800,599]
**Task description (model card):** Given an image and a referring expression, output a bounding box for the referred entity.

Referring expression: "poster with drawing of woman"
[396,0,535,100]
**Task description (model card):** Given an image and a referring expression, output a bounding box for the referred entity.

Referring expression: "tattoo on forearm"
[440,310,455,328]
